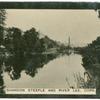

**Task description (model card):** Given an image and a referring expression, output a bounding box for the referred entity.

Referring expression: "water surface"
[3,54,85,88]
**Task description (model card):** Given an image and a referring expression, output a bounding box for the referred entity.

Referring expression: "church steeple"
[68,36,70,48]
[68,36,70,46]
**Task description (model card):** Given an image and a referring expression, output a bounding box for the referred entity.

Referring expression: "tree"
[4,27,23,55]
[0,9,6,46]
[0,9,6,26]
[23,27,39,53]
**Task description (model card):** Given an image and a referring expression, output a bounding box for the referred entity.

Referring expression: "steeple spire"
[68,36,70,46]
[68,36,70,47]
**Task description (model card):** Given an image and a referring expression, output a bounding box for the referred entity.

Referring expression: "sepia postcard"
[0,1,100,98]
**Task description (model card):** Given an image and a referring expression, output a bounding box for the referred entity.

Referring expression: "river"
[3,53,85,89]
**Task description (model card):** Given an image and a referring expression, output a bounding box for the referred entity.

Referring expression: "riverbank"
[78,36,100,95]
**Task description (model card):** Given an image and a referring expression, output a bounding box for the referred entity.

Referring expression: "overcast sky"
[6,9,100,46]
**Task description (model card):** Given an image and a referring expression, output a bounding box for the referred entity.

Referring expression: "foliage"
[0,9,6,45]
[4,27,23,55]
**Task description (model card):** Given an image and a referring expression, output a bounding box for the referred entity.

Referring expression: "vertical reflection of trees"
[25,54,58,77]
[0,55,5,94]
[0,50,59,94]
[0,51,58,94]
[4,53,58,80]
[5,54,25,80]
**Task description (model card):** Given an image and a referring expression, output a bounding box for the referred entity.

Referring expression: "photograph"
[0,2,100,98]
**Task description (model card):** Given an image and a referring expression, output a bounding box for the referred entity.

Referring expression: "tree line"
[0,9,60,57]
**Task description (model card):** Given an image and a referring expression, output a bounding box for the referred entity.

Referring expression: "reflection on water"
[1,53,85,89]
[0,55,5,94]
[4,54,58,80]
[0,52,94,94]
[0,53,59,93]
[3,54,85,89]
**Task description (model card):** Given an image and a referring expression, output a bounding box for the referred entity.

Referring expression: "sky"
[6,9,100,46]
